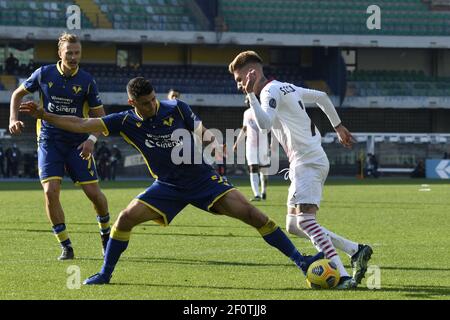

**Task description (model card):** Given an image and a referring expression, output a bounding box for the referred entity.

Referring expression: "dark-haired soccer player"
[20,77,323,285]
[9,32,111,260]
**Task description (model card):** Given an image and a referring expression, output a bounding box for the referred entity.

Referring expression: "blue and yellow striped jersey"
[22,61,103,143]
[101,99,217,186]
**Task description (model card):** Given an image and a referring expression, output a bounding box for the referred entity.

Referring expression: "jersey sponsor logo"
[72,85,82,95]
[162,116,174,127]
[269,98,277,109]
[47,102,77,114]
[144,133,182,149]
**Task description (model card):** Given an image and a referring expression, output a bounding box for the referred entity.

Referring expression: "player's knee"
[43,187,59,203]
[116,210,136,230]
[89,190,106,205]
[299,204,317,214]
[246,205,268,228]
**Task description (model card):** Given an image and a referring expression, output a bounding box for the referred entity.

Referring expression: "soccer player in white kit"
[234,97,270,201]
[229,51,373,289]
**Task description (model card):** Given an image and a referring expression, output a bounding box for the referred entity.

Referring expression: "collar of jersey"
[134,99,160,121]
[56,60,79,77]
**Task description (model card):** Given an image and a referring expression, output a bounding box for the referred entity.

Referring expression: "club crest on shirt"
[269,98,277,109]
[72,85,82,95]
[163,116,174,127]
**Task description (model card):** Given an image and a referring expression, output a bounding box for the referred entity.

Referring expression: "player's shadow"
[328,200,449,208]
[378,265,450,272]
[82,255,292,268]
[368,285,450,299]
[7,226,262,239]
[108,281,307,292]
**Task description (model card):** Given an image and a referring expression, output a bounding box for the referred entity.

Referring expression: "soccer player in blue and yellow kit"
[20,77,323,285]
[9,33,111,260]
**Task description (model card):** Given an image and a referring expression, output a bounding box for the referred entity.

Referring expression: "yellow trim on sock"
[257,218,278,237]
[111,226,131,242]
[55,230,69,243]
[98,222,110,230]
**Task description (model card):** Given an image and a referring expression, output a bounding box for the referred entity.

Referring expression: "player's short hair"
[58,32,80,50]
[127,77,154,100]
[228,51,263,74]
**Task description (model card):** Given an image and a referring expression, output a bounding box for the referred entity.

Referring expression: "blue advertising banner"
[426,159,450,179]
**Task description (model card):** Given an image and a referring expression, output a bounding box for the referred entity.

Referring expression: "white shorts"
[287,156,329,208]
[246,144,270,167]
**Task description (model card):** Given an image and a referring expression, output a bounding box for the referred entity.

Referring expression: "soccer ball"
[306,259,340,289]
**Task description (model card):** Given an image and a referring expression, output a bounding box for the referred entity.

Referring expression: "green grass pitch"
[0,178,449,300]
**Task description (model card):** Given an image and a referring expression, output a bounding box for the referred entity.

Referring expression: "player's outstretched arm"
[301,88,356,148]
[19,101,105,134]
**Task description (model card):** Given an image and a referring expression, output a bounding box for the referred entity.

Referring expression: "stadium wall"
[437,49,450,75]
[142,45,185,65]
[357,48,432,73]
[34,41,117,64]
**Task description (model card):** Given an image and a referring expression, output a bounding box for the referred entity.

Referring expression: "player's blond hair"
[228,51,263,74]
[58,32,80,51]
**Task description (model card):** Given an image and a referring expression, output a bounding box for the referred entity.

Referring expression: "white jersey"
[248,80,341,167]
[243,109,270,165]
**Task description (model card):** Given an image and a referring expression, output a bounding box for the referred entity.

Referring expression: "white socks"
[286,214,308,238]
[250,173,261,197]
[321,227,359,257]
[260,172,267,195]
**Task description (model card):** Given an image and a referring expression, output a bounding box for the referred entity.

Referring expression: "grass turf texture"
[0,178,449,300]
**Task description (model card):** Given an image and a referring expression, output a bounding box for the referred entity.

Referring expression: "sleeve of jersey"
[242,112,248,127]
[21,67,41,93]
[247,90,277,130]
[87,79,103,109]
[176,101,201,132]
[100,112,126,136]
[299,88,341,128]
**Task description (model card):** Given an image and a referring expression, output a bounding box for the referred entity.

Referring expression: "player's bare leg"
[84,200,162,285]
[81,183,111,254]
[211,190,324,274]
[41,179,73,260]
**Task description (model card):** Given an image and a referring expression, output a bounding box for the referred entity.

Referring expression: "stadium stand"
[347,70,450,96]
[219,0,450,36]
[94,0,203,30]
[0,0,449,178]
[0,0,205,31]
[0,0,93,28]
